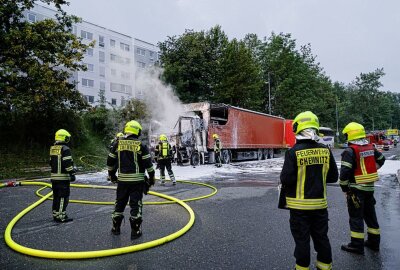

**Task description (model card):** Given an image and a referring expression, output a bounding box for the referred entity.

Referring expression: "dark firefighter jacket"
[280,140,338,210]
[339,143,385,192]
[107,136,155,182]
[155,141,173,160]
[49,142,75,181]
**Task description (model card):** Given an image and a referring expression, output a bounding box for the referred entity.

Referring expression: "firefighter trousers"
[347,189,380,248]
[51,180,70,219]
[289,209,332,268]
[113,182,144,219]
[215,151,222,166]
[158,159,175,181]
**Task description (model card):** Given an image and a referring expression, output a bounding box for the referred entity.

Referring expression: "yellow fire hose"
[2,179,218,259]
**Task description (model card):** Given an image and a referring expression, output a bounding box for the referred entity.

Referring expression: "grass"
[0,134,109,180]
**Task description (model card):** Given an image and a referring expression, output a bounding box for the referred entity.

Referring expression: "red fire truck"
[155,102,295,166]
[366,131,392,151]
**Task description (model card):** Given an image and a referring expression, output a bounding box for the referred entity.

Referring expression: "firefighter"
[280,111,338,270]
[50,129,76,223]
[340,122,385,254]
[155,134,176,185]
[107,120,155,240]
[213,134,222,167]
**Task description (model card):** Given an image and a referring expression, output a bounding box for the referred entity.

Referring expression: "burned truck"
[166,102,294,166]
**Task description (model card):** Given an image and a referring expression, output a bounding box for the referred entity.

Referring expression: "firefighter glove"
[108,174,118,184]
[70,174,76,182]
[143,176,151,195]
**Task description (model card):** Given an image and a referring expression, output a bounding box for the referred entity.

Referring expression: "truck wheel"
[267,149,274,159]
[222,150,231,164]
[257,149,263,160]
[190,152,200,166]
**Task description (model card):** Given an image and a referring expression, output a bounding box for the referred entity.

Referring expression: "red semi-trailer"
[169,102,295,165]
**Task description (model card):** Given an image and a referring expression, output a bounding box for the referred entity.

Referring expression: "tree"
[213,39,264,111]
[0,0,91,143]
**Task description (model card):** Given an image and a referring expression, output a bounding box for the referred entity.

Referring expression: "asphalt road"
[1,147,399,270]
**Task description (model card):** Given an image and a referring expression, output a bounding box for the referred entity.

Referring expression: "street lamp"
[265,72,272,115]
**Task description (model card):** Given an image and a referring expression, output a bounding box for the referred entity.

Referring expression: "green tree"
[0,0,91,144]
[159,26,231,102]
[214,39,264,111]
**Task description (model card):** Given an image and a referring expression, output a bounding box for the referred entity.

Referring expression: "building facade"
[24,4,158,107]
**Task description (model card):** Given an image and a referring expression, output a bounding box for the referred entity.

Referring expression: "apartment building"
[23,4,158,107]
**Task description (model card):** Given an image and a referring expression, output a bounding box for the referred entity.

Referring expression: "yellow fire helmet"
[159,134,168,141]
[55,129,71,143]
[292,111,319,134]
[342,122,366,141]
[212,134,219,139]
[124,120,142,136]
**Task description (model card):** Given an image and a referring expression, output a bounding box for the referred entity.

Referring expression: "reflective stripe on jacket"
[339,143,385,192]
[280,140,338,210]
[107,137,154,182]
[49,143,74,181]
[349,144,378,184]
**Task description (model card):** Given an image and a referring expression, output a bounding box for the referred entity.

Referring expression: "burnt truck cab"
[172,102,290,166]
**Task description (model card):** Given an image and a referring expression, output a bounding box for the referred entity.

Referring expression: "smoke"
[135,67,186,134]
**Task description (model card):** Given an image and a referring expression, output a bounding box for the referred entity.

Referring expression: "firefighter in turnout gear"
[107,120,155,240]
[50,129,76,223]
[340,122,385,254]
[280,111,338,270]
[213,134,222,167]
[155,134,176,185]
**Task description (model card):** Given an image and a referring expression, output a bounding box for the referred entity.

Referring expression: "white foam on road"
[76,157,400,183]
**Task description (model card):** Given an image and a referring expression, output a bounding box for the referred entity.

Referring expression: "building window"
[120,42,130,51]
[81,30,93,40]
[84,95,95,103]
[137,61,146,68]
[136,48,146,56]
[27,13,37,23]
[100,81,106,90]
[84,63,94,72]
[110,83,132,94]
[99,66,105,78]
[111,69,116,76]
[111,98,117,105]
[99,35,105,48]
[121,96,126,106]
[110,39,115,47]
[121,71,130,79]
[82,78,94,87]
[86,48,94,56]
[99,51,105,63]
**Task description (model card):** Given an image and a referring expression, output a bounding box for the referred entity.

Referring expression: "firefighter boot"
[171,175,176,185]
[364,240,379,251]
[341,240,364,255]
[55,212,73,223]
[365,231,380,251]
[130,217,142,240]
[111,215,124,235]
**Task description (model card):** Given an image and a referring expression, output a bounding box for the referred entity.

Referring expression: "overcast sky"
[63,0,400,92]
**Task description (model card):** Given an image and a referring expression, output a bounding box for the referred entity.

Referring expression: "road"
[0,147,399,269]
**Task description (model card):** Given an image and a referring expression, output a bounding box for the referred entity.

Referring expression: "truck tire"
[267,148,274,159]
[257,149,263,160]
[222,150,231,164]
[190,152,200,166]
